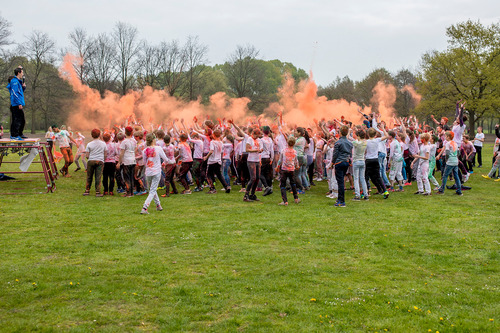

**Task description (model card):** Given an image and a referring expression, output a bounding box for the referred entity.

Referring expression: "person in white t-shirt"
[141,133,168,214]
[473,127,484,168]
[83,129,107,197]
[117,126,137,197]
[53,124,77,177]
[411,133,431,195]
[244,128,263,202]
[204,129,231,194]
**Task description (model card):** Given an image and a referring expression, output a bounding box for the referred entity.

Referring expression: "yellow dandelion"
[490,319,494,322]
[388,302,391,304]
[325,315,328,318]
[427,310,431,314]
[428,330,432,332]
[132,292,137,296]
[319,315,322,318]
[414,306,419,310]
[89,290,91,293]
[408,310,411,313]
[310,298,316,302]
[384,329,388,332]
[15,279,19,282]
[440,317,443,321]
[88,267,91,270]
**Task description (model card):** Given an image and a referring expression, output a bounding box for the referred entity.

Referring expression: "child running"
[141,133,168,214]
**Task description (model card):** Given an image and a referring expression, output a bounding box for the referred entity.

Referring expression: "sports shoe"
[193,187,203,192]
[95,192,103,197]
[455,192,463,196]
[334,202,346,207]
[363,196,369,201]
[156,205,163,211]
[469,171,474,174]
[404,182,412,186]
[161,193,169,198]
[482,175,491,179]
[297,189,305,194]
[263,187,273,196]
[225,187,231,194]
[11,136,24,141]
[243,194,253,202]
[495,178,500,182]
[278,202,288,206]
[423,193,432,196]
[352,196,361,201]
[141,208,149,214]
[414,191,423,195]
[82,191,89,196]
[294,198,301,204]
[249,194,260,201]
[383,191,390,199]
[181,189,192,194]
[207,189,217,194]
[20,135,28,139]
[75,167,81,172]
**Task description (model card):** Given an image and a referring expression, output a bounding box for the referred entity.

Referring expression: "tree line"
[0,16,498,134]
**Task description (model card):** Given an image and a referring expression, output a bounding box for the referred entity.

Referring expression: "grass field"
[0,144,499,332]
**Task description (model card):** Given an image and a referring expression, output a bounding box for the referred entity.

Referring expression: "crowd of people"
[45,101,500,213]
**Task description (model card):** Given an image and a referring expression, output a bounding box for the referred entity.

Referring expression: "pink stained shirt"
[280,147,298,172]
[178,142,193,163]
[142,146,168,177]
[104,141,118,163]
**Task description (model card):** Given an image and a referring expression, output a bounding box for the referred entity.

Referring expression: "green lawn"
[0,145,498,332]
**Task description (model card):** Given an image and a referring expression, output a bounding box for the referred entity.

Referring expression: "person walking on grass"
[276,136,300,206]
[331,125,353,207]
[53,124,77,177]
[436,131,463,196]
[141,133,168,214]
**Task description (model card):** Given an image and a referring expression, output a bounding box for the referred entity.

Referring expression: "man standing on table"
[6,66,26,140]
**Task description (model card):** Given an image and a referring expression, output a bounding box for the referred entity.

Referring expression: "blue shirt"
[6,77,25,107]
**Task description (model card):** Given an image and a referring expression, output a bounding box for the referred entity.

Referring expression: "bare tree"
[137,41,161,89]
[87,33,117,96]
[182,36,208,100]
[0,13,12,49]
[68,27,94,84]
[113,22,141,95]
[20,30,56,133]
[157,40,186,95]
[223,44,260,98]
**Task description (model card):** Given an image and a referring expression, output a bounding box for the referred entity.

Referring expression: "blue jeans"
[353,160,368,198]
[378,152,390,186]
[335,161,349,204]
[222,159,231,186]
[440,165,462,194]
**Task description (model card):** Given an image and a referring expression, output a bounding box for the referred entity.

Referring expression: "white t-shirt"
[208,140,223,165]
[86,139,107,162]
[473,133,484,147]
[54,130,71,148]
[223,143,233,160]
[247,137,262,162]
[120,138,137,166]
[418,143,431,166]
[365,138,381,159]
[142,146,167,177]
[452,124,466,145]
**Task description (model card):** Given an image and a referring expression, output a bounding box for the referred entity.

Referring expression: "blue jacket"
[332,136,353,164]
[6,77,25,107]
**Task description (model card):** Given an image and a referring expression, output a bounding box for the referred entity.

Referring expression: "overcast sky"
[2,0,499,86]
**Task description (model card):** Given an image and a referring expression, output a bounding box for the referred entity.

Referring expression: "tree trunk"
[468,110,475,137]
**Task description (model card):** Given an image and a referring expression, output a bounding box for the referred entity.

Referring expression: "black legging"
[404,153,413,182]
[246,161,261,195]
[280,170,298,203]
[207,162,228,190]
[102,162,116,193]
[366,158,386,194]
[260,158,273,188]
